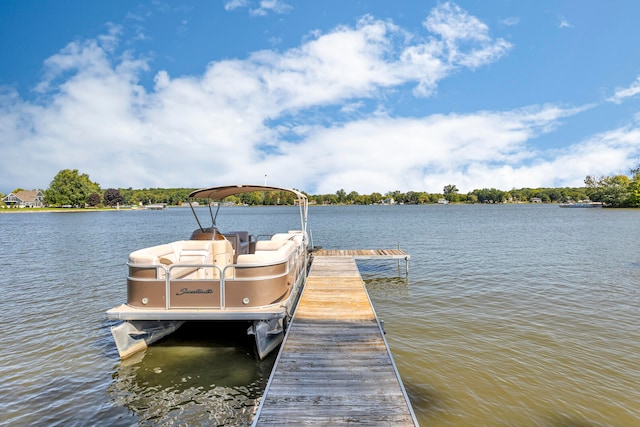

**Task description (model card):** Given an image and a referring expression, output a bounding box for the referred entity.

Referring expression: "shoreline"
[0,207,132,214]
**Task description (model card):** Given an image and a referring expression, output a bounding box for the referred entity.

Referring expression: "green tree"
[443,184,459,202]
[45,169,100,207]
[370,192,383,204]
[601,175,631,207]
[405,191,419,204]
[587,174,631,207]
[471,188,506,203]
[325,193,339,204]
[263,192,280,205]
[347,191,359,204]
[627,178,640,207]
[240,191,262,205]
[355,194,371,204]
[584,175,600,189]
[385,190,404,204]
[628,163,640,207]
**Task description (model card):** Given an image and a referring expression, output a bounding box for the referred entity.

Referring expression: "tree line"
[2,167,640,208]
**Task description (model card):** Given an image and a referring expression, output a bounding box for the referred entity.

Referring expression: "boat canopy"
[188,185,307,202]
[188,185,308,238]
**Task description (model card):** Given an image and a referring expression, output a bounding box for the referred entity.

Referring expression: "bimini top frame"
[187,184,308,239]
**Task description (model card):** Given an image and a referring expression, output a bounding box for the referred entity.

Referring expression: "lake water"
[1,204,639,426]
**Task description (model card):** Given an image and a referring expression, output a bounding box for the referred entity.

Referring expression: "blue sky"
[2,0,640,195]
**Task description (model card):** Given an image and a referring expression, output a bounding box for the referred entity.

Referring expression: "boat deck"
[106,304,289,321]
[252,256,417,426]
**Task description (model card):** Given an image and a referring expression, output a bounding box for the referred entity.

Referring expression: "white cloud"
[500,17,520,27]
[558,16,572,29]
[426,2,491,43]
[251,0,292,16]
[424,2,511,69]
[258,105,600,194]
[224,0,249,11]
[1,2,639,195]
[608,75,640,104]
[224,0,291,16]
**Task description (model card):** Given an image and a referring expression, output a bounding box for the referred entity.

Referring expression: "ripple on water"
[1,205,639,426]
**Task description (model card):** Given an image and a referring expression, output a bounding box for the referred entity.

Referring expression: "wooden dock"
[312,248,410,273]
[252,256,418,426]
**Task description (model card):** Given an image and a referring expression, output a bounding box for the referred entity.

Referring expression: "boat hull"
[110,320,185,359]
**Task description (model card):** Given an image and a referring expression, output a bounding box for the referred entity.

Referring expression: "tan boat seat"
[129,240,233,279]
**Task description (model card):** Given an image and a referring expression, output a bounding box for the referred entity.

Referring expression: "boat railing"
[127,240,304,280]
[127,245,305,310]
[165,263,226,309]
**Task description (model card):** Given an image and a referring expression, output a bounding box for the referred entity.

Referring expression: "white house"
[2,190,45,208]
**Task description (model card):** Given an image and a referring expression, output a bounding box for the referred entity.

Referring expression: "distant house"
[530,197,542,203]
[2,190,45,208]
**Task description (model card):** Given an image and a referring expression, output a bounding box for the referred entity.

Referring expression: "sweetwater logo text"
[176,288,213,295]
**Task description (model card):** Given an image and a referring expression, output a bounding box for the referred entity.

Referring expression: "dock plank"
[313,248,410,259]
[312,248,410,274]
[253,256,417,426]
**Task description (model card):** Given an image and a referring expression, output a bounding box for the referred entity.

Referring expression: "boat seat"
[237,240,297,265]
[255,240,289,251]
[128,240,233,279]
[223,231,251,261]
[272,231,305,245]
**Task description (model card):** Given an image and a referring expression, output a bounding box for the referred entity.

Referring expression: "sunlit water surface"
[1,204,638,426]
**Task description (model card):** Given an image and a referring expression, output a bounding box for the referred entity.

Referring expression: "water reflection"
[358,260,410,293]
[358,259,410,281]
[109,322,275,426]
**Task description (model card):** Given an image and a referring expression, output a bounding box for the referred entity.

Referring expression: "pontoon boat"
[106,185,309,359]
